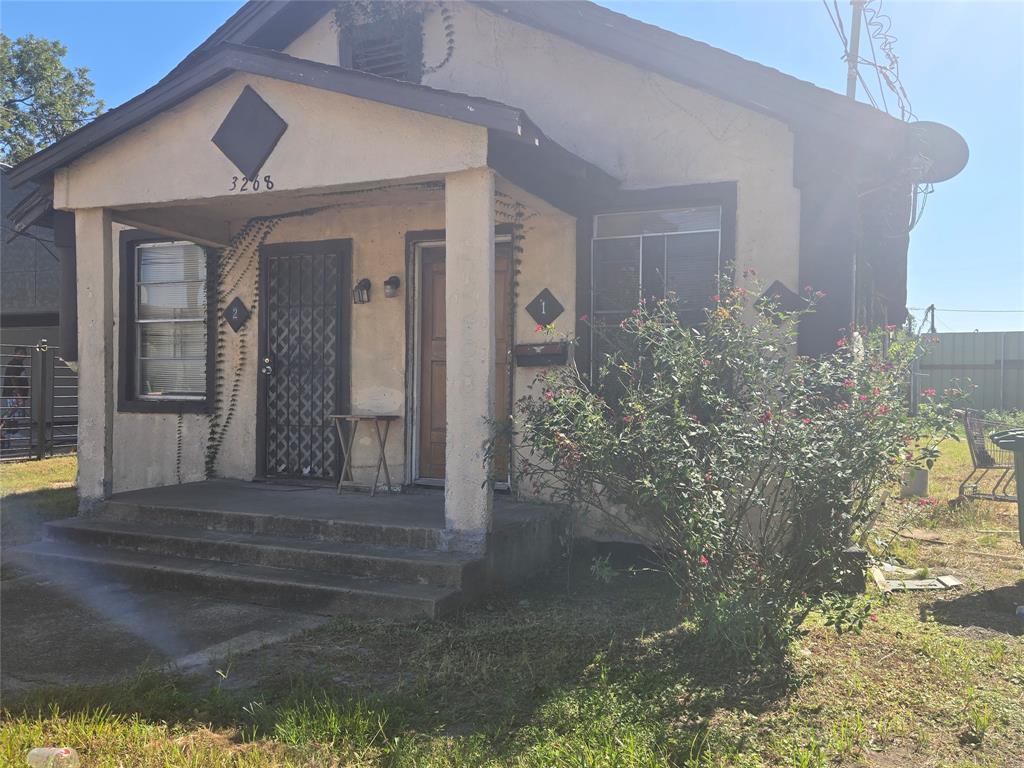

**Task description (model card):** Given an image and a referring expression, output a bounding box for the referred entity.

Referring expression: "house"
[7,1,966,614]
[1,166,79,459]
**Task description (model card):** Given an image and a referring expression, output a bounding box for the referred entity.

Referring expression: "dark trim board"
[117,229,217,414]
[0,312,60,329]
[255,238,352,480]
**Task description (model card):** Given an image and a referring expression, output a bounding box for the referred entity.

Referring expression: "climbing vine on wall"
[205,217,279,478]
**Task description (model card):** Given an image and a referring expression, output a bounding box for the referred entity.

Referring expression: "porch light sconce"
[383,275,401,298]
[353,278,372,304]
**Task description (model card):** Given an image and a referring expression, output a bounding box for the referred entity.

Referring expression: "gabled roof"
[162,0,913,153]
[7,43,612,191]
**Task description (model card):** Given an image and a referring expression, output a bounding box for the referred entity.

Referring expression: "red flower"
[698,554,710,567]
[710,294,721,302]
[836,338,847,347]
[885,324,897,331]
[760,409,773,423]
[534,323,544,332]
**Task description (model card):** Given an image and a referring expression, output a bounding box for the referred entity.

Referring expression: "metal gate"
[0,340,78,460]
[258,241,350,480]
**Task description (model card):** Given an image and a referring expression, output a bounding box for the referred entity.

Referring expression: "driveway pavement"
[1,568,328,696]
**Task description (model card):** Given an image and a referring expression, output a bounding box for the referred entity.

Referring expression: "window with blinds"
[591,206,722,364]
[134,242,208,400]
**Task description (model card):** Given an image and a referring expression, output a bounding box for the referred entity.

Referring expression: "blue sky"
[3,1,1021,332]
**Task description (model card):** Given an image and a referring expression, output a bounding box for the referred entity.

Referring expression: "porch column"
[75,208,114,507]
[443,168,495,554]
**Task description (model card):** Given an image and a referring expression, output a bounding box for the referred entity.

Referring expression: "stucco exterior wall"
[104,192,573,495]
[420,3,801,293]
[284,12,339,66]
[52,72,487,212]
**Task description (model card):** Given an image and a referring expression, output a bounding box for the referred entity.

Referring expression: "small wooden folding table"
[330,414,400,496]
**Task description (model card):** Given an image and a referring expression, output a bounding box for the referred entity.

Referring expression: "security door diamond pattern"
[212,86,287,179]
[265,251,340,479]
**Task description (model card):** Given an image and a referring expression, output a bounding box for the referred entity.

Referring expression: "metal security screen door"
[258,240,351,480]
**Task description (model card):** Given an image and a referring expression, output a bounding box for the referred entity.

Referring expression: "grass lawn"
[0,455,77,550]
[2,443,1022,767]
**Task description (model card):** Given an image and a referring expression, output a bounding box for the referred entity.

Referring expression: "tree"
[1,33,103,164]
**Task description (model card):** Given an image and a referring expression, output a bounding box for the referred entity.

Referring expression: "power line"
[908,307,1024,314]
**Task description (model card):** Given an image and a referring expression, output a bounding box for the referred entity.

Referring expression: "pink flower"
[869,614,878,622]
[698,554,710,567]
[710,294,721,302]
[843,379,855,388]
[802,417,812,425]
[836,338,847,347]
[859,394,868,402]
[804,285,813,294]
[814,290,827,299]
[837,401,850,410]
[578,313,589,322]
[534,323,544,332]
[543,390,554,401]
[877,405,890,415]
[701,359,711,367]
[922,387,936,397]
[622,414,633,423]
[885,324,897,331]
[760,409,773,424]
[872,387,881,396]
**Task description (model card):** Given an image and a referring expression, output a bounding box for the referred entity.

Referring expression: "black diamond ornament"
[526,288,565,326]
[212,86,288,179]
[755,280,807,320]
[224,297,251,333]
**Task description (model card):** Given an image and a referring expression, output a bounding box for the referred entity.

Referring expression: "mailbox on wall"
[514,342,569,367]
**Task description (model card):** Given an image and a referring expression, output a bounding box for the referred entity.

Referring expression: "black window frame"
[118,229,218,414]
[576,182,738,379]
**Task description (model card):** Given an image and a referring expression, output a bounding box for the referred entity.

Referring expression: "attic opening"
[338,13,423,83]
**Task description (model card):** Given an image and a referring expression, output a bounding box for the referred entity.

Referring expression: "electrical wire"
[908,307,1024,314]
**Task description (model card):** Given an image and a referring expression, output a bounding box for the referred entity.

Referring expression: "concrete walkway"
[0,568,328,695]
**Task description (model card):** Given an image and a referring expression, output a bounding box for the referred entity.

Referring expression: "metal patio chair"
[959,411,1018,502]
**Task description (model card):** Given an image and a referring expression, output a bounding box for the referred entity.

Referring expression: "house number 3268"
[229,175,274,192]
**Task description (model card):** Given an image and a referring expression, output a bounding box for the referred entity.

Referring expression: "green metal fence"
[916,331,1024,413]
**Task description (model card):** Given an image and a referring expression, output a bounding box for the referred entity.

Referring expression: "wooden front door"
[418,242,512,481]
[258,240,350,480]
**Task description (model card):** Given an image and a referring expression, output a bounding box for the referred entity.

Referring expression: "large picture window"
[119,231,213,412]
[590,206,722,363]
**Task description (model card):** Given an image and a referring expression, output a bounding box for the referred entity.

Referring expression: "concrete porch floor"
[105,479,556,530]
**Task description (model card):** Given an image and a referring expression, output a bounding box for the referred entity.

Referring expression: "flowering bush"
[513,283,956,660]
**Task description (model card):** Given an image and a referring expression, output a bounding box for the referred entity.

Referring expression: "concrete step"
[45,518,480,589]
[10,540,461,620]
[94,499,445,550]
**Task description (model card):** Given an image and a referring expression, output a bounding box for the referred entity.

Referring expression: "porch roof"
[8,43,618,218]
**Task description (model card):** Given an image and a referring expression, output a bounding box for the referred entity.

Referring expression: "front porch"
[14,480,565,619]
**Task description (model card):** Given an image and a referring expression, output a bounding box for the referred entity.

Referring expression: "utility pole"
[846,0,866,98]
